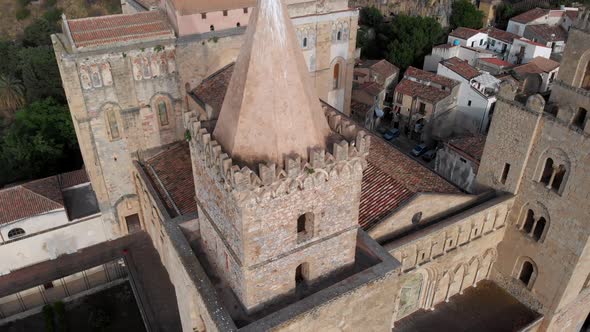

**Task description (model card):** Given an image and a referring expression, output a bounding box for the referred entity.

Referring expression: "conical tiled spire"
[213,0,331,168]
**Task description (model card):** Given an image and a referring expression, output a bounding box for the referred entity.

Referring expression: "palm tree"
[0,74,25,118]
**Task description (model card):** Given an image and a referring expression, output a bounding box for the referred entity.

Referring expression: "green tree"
[0,99,81,185]
[385,15,444,70]
[0,41,21,80]
[19,47,65,103]
[450,0,485,29]
[359,6,383,27]
[0,75,25,118]
[23,18,59,47]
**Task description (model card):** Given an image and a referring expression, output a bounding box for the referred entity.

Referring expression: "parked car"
[422,149,437,162]
[383,128,400,141]
[411,143,428,157]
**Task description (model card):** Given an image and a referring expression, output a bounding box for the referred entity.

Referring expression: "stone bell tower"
[185,0,368,314]
[478,9,590,331]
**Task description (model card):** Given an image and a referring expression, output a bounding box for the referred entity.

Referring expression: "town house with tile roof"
[437,57,500,134]
[2,1,590,332]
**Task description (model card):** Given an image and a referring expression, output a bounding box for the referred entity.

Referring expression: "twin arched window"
[8,228,25,239]
[540,158,566,193]
[521,209,547,242]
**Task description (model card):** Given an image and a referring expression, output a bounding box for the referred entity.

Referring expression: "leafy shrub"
[53,301,67,332]
[15,7,31,21]
[43,7,63,25]
[42,304,55,332]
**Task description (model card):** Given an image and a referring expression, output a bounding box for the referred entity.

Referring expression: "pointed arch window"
[157,100,169,126]
[106,108,120,140]
[337,30,342,41]
[303,37,308,48]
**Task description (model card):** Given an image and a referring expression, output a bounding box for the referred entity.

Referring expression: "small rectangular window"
[243,8,248,14]
[459,157,467,163]
[201,13,207,19]
[44,282,54,290]
[158,101,169,126]
[223,10,228,16]
[500,163,510,184]
[468,100,472,106]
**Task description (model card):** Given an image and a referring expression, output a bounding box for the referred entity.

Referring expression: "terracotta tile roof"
[511,8,549,24]
[517,38,547,47]
[449,27,481,40]
[447,134,487,162]
[433,43,454,49]
[354,70,368,78]
[191,63,235,111]
[360,138,460,229]
[67,11,175,48]
[405,66,459,89]
[0,176,64,225]
[395,79,451,103]
[525,24,567,42]
[170,0,254,15]
[358,59,399,79]
[357,82,383,96]
[144,143,197,217]
[512,59,558,77]
[58,169,90,189]
[478,57,513,67]
[480,27,519,44]
[359,162,414,229]
[350,100,372,117]
[440,57,481,80]
[529,56,560,72]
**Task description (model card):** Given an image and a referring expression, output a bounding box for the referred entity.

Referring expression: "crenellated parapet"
[183,108,370,203]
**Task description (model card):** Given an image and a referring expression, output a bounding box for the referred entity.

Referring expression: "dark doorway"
[125,214,141,233]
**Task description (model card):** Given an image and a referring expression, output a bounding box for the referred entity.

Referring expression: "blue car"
[383,129,400,141]
[411,143,428,157]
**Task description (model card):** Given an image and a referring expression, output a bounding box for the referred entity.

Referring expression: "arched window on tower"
[522,209,535,234]
[551,165,566,191]
[337,30,342,41]
[532,217,546,241]
[540,158,554,185]
[297,212,314,242]
[210,25,215,31]
[236,22,241,27]
[106,108,120,140]
[8,228,25,239]
[573,107,587,129]
[333,63,340,90]
[519,260,535,287]
[302,37,307,48]
[295,263,309,290]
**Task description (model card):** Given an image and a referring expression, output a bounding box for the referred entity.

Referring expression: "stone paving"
[394,281,541,332]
